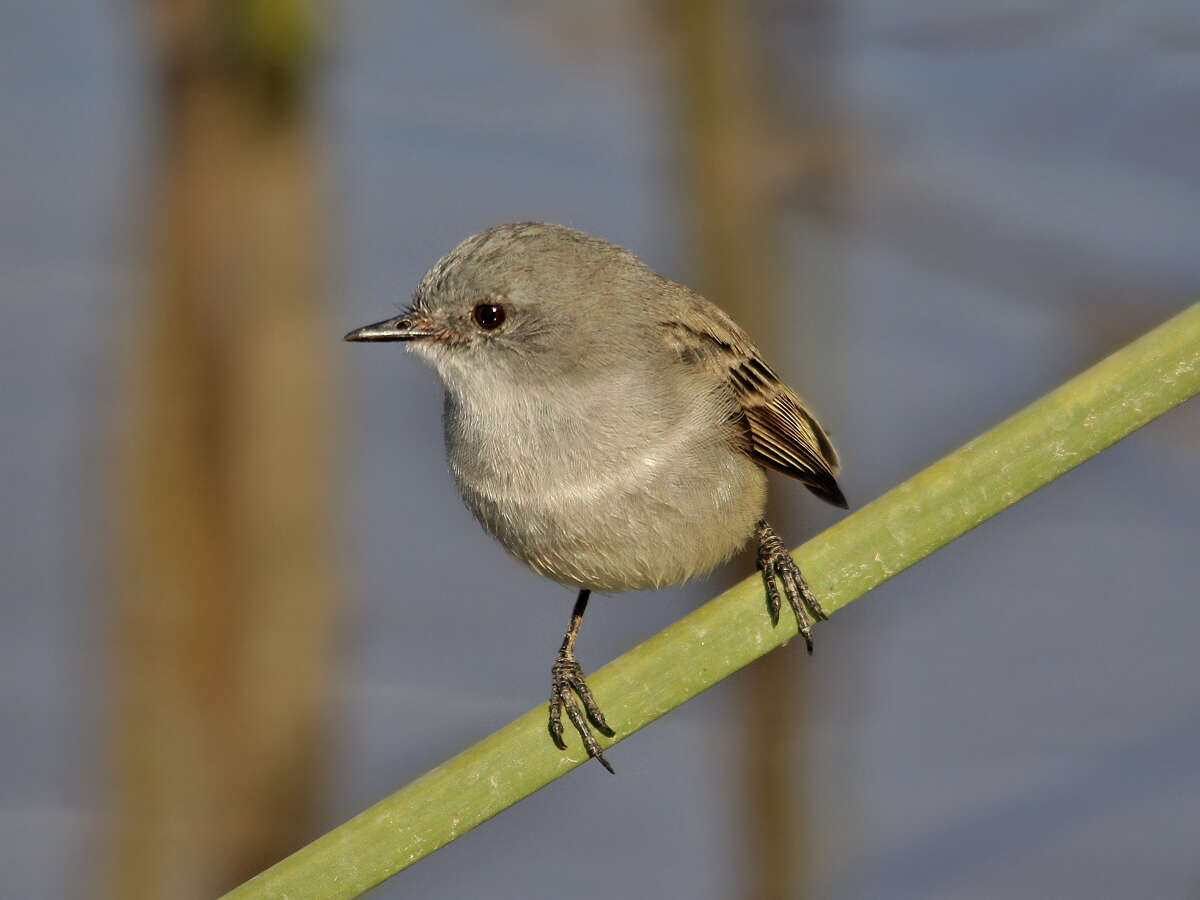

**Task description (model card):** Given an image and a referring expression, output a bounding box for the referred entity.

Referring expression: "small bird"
[346,223,846,772]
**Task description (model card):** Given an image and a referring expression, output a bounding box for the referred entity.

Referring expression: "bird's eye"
[472,303,506,330]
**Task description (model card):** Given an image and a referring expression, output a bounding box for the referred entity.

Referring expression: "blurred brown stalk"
[662,1,845,897]
[110,2,334,897]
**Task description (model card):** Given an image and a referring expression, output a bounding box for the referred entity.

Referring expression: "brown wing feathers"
[665,318,847,510]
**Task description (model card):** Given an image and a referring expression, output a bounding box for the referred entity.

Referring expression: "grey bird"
[346,222,846,772]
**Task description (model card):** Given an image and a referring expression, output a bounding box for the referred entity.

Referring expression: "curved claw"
[550,651,615,773]
[548,694,568,750]
[756,519,827,652]
[777,564,815,654]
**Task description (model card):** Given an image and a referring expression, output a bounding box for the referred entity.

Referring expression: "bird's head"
[344,222,660,390]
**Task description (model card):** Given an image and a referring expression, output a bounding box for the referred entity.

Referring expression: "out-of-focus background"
[2,1,1198,898]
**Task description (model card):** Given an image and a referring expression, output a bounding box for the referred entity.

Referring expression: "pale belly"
[451,443,767,592]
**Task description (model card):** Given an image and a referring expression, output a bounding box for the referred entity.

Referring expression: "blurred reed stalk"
[662,1,847,896]
[111,2,332,897]
[224,305,1200,899]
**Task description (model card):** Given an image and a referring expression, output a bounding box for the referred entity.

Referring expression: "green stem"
[226,303,1200,899]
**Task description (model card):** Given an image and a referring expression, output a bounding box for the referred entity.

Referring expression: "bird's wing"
[663,307,847,509]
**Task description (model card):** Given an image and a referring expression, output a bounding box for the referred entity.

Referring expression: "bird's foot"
[549,648,615,774]
[755,519,827,654]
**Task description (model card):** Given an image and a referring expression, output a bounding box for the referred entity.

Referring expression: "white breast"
[442,370,767,591]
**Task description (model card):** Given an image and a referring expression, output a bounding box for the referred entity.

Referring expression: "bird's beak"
[343,314,440,343]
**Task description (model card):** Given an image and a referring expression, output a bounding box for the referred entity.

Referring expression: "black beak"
[343,314,439,343]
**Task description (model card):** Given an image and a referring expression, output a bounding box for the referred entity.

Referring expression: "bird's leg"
[548,589,616,773]
[755,519,827,654]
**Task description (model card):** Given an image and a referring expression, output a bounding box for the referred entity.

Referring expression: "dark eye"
[472,303,506,330]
